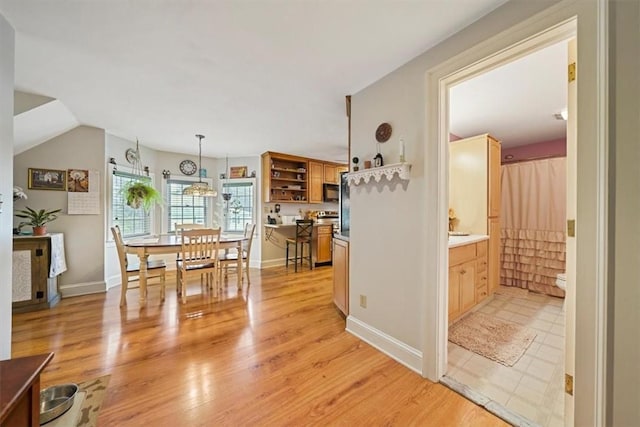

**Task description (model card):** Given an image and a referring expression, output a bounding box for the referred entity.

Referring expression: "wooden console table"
[13,234,66,313]
[0,353,53,426]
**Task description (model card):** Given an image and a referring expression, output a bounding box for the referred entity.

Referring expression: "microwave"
[323,183,339,202]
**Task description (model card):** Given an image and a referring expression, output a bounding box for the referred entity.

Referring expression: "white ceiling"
[450,40,568,148]
[0,0,538,162]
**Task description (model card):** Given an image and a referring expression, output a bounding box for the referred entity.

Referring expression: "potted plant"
[15,207,62,236]
[123,181,162,210]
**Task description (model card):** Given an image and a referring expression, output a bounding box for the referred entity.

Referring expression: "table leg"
[236,241,242,291]
[139,251,149,303]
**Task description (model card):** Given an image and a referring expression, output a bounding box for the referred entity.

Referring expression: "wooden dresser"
[0,353,53,426]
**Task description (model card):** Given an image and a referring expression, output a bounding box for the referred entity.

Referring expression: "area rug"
[494,285,529,298]
[449,312,536,366]
[45,375,110,427]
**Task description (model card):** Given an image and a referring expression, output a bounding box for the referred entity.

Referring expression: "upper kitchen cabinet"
[308,161,324,204]
[323,164,348,185]
[262,152,309,203]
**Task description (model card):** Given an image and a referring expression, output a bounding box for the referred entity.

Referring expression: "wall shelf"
[346,162,411,186]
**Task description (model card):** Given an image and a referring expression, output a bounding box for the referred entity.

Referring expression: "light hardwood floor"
[12,266,507,426]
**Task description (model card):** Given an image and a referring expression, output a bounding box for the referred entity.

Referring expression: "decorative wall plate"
[179,159,197,175]
[375,122,392,143]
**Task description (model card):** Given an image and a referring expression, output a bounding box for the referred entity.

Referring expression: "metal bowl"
[40,383,78,424]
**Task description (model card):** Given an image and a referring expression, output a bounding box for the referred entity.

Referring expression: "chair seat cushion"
[127,259,166,273]
[177,260,216,271]
[286,237,311,244]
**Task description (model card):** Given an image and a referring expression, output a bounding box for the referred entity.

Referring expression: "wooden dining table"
[124,234,247,303]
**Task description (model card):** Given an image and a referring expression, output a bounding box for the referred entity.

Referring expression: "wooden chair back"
[294,219,314,241]
[175,223,206,234]
[180,228,221,270]
[111,225,129,271]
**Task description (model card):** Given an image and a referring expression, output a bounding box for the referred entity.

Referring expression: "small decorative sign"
[229,166,247,178]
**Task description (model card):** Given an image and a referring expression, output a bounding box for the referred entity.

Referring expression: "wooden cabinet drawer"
[477,269,488,287]
[476,285,489,302]
[476,240,488,257]
[449,244,476,266]
[477,255,488,273]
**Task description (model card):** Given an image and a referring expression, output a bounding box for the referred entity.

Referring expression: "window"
[167,179,208,232]
[222,180,254,232]
[111,170,151,237]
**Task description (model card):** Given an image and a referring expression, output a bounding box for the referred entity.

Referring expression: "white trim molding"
[346,315,422,374]
[59,281,106,298]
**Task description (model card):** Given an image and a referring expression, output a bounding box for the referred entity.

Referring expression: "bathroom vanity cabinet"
[448,239,488,322]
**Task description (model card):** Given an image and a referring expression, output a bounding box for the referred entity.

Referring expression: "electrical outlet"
[360,295,367,308]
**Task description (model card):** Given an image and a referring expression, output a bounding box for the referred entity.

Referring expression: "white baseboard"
[346,315,423,375]
[59,281,106,298]
[259,258,286,269]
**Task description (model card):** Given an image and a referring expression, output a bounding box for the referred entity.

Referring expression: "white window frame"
[107,163,157,240]
[161,175,215,234]
[220,178,256,234]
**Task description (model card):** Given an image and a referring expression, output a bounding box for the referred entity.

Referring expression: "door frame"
[424,2,609,425]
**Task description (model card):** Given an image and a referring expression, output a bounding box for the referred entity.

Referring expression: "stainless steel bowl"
[40,383,78,424]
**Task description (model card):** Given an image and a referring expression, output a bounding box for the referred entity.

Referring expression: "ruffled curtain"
[500,158,566,297]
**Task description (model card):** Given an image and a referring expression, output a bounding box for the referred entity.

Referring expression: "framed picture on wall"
[28,168,67,191]
[229,166,247,178]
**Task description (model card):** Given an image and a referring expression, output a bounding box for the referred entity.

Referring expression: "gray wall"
[0,13,14,360]
[13,126,107,294]
[610,0,640,424]
[349,0,639,423]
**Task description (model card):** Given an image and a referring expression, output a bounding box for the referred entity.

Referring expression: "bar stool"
[285,219,314,272]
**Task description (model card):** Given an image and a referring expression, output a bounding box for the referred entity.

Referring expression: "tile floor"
[447,288,565,427]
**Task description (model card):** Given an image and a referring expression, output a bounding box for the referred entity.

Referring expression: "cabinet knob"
[460,269,466,275]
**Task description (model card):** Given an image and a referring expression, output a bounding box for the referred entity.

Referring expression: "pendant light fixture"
[182,134,217,197]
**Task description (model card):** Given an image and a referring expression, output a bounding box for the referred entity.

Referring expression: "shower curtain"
[500,157,566,297]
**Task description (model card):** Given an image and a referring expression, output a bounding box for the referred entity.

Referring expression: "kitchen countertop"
[333,232,349,242]
[448,234,489,248]
[264,222,334,229]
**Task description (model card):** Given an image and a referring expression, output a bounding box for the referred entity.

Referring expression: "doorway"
[434,19,578,426]
[443,38,572,426]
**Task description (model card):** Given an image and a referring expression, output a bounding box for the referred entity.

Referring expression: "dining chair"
[285,219,314,272]
[111,225,166,307]
[177,228,221,303]
[175,223,207,288]
[219,223,256,286]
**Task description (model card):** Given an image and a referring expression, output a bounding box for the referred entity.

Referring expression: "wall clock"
[375,122,392,143]
[179,159,197,175]
[125,148,139,164]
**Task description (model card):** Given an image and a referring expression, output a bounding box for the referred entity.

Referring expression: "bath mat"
[494,285,529,298]
[449,312,536,366]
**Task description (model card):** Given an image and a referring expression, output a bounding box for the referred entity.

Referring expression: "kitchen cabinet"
[261,151,347,204]
[448,240,488,323]
[450,134,501,293]
[333,237,349,316]
[308,161,324,204]
[324,164,338,184]
[315,224,333,265]
[262,152,308,203]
